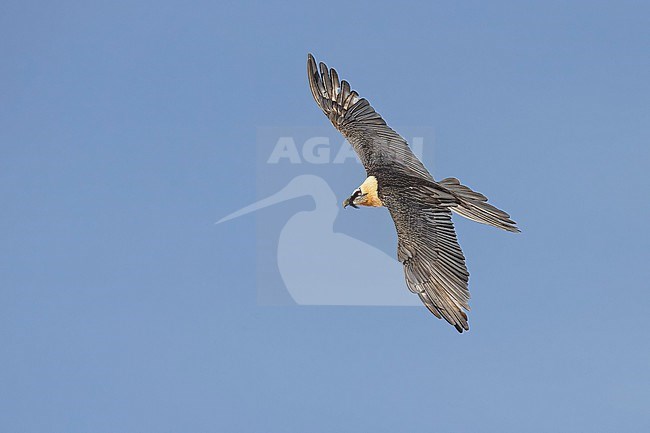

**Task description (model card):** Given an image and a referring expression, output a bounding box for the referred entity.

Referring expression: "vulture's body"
[307,54,519,332]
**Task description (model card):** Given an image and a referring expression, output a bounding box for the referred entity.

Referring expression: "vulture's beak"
[343,197,358,209]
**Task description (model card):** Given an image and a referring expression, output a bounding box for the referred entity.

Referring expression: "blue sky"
[1,1,649,432]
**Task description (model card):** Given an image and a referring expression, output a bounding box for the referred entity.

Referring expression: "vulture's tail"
[439,177,520,233]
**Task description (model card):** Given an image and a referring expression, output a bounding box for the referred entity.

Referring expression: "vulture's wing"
[307,54,432,179]
[383,183,471,332]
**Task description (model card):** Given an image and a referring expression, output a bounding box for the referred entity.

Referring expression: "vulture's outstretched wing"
[383,183,471,332]
[307,54,432,179]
